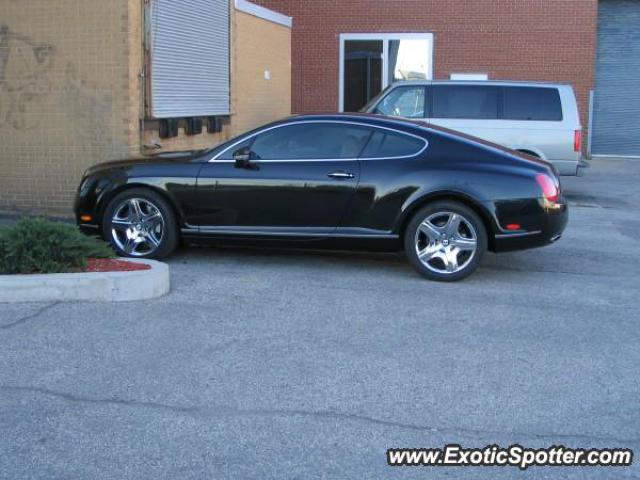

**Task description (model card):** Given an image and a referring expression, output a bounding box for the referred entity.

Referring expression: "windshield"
[359,86,392,113]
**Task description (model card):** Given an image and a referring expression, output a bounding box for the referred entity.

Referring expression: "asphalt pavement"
[1,158,639,479]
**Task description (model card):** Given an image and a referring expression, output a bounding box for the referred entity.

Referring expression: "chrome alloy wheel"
[110,198,165,256]
[414,211,478,275]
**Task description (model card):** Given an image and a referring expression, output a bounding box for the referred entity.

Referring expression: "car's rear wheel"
[404,201,487,281]
[102,188,178,259]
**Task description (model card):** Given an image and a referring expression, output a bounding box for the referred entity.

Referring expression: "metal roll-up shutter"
[591,0,640,156]
[149,0,230,118]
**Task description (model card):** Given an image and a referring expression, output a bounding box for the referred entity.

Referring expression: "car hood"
[85,150,206,175]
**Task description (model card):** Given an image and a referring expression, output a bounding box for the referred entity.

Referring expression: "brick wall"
[0,0,234,216]
[232,10,291,134]
[254,0,598,132]
[0,0,134,216]
[0,0,291,217]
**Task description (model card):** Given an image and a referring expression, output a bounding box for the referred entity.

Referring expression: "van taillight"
[536,174,559,203]
[574,130,582,152]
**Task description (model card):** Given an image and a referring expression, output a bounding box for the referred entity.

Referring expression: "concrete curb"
[0,259,170,303]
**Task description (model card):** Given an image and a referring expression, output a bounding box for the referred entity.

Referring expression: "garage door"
[148,0,230,119]
[591,0,640,156]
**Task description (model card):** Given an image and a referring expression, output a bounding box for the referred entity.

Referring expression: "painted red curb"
[85,258,151,273]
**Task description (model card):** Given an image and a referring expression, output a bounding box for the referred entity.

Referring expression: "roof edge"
[234,0,292,28]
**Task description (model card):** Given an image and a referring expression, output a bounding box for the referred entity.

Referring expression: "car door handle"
[327,171,355,179]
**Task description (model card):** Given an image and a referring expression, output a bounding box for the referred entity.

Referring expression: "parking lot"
[1,158,639,479]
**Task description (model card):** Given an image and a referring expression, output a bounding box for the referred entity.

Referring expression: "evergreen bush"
[0,217,114,274]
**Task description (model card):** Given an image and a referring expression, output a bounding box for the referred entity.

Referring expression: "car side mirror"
[233,147,257,169]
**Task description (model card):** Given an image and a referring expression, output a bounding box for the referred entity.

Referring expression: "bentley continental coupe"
[75,114,568,281]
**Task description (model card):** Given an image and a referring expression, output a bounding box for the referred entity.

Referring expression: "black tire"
[102,188,178,259]
[403,201,487,282]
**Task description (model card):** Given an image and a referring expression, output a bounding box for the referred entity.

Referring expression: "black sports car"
[75,114,568,281]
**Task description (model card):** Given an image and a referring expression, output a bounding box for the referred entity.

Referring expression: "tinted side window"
[375,86,427,118]
[502,87,563,121]
[432,85,498,119]
[361,130,425,158]
[217,137,253,160]
[248,123,372,160]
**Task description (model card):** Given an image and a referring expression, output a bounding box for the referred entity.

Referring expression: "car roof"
[282,113,533,157]
[386,79,571,88]
[284,112,427,131]
[281,113,474,142]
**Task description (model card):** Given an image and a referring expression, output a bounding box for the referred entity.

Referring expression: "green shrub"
[0,217,114,274]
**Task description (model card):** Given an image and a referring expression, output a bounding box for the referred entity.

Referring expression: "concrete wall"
[0,0,291,217]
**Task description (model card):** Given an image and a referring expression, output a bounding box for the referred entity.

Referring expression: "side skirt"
[180,226,400,251]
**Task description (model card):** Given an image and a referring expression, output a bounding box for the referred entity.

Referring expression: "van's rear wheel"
[404,201,487,281]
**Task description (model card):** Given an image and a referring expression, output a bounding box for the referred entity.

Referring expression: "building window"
[343,41,383,113]
[388,39,431,84]
[339,33,434,112]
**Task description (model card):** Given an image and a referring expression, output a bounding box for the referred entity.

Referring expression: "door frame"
[338,33,434,112]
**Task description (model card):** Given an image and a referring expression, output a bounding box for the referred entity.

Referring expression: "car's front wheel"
[404,201,487,281]
[102,188,178,259]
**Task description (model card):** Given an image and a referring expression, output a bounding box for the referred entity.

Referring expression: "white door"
[339,33,434,112]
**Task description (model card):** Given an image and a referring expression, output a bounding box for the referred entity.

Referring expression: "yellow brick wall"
[0,1,291,217]
[232,10,291,134]
[0,0,133,216]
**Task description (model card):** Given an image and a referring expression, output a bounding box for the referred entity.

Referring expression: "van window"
[432,85,498,119]
[502,87,563,121]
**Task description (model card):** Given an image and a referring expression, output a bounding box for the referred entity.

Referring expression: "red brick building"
[256,0,640,157]
[256,0,596,120]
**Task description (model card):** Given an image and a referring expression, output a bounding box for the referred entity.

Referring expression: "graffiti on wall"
[0,24,55,129]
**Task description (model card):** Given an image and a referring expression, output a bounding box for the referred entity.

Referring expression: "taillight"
[574,129,582,152]
[536,174,559,203]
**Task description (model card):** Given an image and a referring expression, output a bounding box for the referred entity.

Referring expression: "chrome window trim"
[208,119,429,163]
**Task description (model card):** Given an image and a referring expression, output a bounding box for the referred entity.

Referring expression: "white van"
[363,80,587,175]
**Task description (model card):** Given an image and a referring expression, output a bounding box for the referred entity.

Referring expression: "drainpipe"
[139,0,149,156]
[587,89,594,159]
